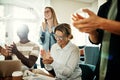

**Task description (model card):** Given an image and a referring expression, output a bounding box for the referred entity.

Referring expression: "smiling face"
[54,30,69,48]
[44,7,53,20]
[54,23,73,48]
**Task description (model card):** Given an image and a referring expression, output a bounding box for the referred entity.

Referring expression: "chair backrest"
[0,60,22,77]
[85,46,99,66]
[79,63,95,80]
[79,46,100,66]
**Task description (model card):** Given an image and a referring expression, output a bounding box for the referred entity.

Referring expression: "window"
[0,5,5,46]
[0,5,41,45]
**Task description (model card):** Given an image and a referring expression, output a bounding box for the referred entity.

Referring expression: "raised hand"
[72,9,101,33]
[0,45,9,56]
[40,49,53,64]
[6,42,19,54]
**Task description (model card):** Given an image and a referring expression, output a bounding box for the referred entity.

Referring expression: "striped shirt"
[12,41,40,70]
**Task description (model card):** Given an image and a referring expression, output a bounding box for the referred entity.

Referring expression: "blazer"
[93,0,120,80]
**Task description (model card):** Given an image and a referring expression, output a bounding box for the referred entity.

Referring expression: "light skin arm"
[99,18,120,35]
[40,49,53,64]
[72,9,120,43]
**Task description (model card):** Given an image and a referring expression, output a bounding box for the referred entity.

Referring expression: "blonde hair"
[42,6,58,28]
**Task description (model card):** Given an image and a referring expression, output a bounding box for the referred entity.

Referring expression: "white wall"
[51,0,98,23]
[0,0,106,47]
[51,0,99,46]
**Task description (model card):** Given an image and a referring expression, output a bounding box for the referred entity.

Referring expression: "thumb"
[40,49,46,56]
[13,42,16,45]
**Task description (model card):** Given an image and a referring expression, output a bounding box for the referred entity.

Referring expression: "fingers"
[72,13,84,21]
[12,42,16,46]
[76,13,84,19]
[42,57,53,64]
[40,49,46,58]
[40,49,46,55]
[47,51,51,56]
[82,9,95,17]
[72,13,89,29]
[5,44,13,53]
[10,42,16,48]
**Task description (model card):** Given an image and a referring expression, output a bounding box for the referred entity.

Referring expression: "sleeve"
[44,64,53,71]
[88,29,103,45]
[89,2,108,45]
[38,26,45,45]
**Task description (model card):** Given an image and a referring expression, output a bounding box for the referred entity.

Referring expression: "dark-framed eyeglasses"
[54,34,65,40]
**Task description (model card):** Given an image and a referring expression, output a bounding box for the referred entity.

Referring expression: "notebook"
[0,60,22,77]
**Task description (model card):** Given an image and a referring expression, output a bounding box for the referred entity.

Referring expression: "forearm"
[15,51,37,68]
[99,18,120,35]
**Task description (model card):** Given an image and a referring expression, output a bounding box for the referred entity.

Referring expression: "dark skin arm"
[6,42,37,68]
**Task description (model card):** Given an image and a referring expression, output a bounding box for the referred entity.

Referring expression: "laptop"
[0,60,22,77]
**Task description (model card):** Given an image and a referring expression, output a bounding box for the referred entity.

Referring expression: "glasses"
[54,34,65,40]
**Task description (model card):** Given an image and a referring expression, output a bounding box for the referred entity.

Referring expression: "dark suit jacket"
[92,0,120,80]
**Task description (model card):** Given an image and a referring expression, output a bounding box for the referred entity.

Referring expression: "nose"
[56,37,61,41]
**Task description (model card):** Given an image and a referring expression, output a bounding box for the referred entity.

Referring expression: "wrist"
[13,49,19,55]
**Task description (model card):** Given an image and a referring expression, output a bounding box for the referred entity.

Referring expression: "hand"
[40,49,53,64]
[42,56,53,64]
[42,22,46,32]
[0,46,9,56]
[6,42,19,54]
[40,49,50,60]
[72,9,102,33]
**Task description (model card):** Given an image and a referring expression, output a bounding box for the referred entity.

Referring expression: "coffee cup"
[12,71,23,80]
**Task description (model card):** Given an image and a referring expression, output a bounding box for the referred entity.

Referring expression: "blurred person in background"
[39,6,59,71]
[4,24,40,71]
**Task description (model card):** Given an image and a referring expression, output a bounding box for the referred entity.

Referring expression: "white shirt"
[45,41,82,80]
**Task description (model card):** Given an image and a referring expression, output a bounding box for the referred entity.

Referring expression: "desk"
[23,68,55,80]
[0,66,55,80]
[23,74,55,80]
[22,68,55,80]
[31,68,54,77]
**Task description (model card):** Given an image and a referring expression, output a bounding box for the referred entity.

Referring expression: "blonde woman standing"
[39,6,59,75]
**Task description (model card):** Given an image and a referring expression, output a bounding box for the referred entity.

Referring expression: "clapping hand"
[0,45,9,56]
[6,42,19,55]
[72,9,101,34]
[40,49,53,64]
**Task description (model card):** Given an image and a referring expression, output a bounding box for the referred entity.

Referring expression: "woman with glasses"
[41,23,82,80]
